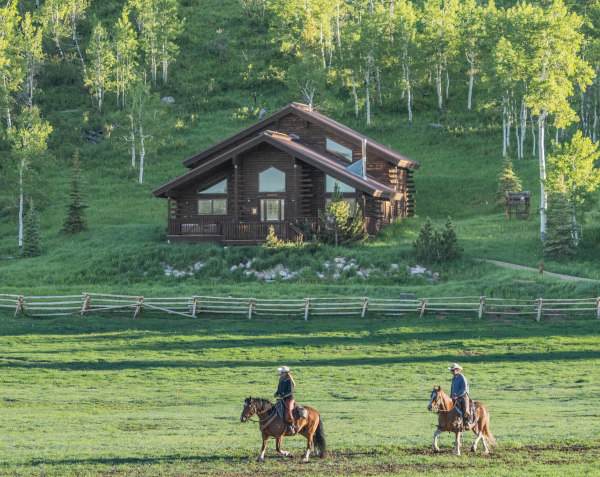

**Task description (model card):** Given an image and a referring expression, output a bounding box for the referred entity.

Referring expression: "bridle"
[242,399,277,424]
[428,388,452,413]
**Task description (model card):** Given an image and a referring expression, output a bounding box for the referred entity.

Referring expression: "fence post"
[478,297,485,319]
[361,297,369,318]
[248,299,254,320]
[14,296,24,317]
[304,298,310,321]
[536,298,543,322]
[133,296,144,318]
[597,297,600,319]
[420,299,427,318]
[192,296,198,318]
[80,293,90,315]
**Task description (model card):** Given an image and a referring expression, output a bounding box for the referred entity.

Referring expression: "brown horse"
[427,385,497,455]
[240,396,326,462]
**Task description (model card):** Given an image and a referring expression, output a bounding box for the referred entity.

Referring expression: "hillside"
[0,0,599,298]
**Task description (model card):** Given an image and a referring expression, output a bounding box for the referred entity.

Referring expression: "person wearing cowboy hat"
[274,366,297,435]
[448,363,474,430]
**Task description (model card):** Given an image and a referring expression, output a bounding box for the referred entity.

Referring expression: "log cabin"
[153,103,419,245]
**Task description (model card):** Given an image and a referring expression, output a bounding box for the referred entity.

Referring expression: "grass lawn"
[0,313,598,475]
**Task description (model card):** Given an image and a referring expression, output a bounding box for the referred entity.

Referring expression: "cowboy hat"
[277,366,290,373]
[448,363,462,371]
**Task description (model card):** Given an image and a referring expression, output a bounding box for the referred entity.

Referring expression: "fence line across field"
[1,293,599,320]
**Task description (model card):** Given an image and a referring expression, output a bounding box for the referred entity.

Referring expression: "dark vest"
[275,377,294,399]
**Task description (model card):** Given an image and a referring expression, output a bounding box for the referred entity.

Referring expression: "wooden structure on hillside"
[153,103,420,244]
[505,191,530,221]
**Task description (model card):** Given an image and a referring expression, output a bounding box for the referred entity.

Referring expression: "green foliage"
[264,225,284,249]
[497,157,523,201]
[413,216,462,263]
[21,198,41,257]
[545,191,577,260]
[318,181,367,246]
[62,152,88,234]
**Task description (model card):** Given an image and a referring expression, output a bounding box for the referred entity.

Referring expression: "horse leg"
[276,434,292,458]
[302,428,314,462]
[257,435,268,462]
[454,431,461,456]
[481,421,490,454]
[433,428,442,452]
[471,429,482,452]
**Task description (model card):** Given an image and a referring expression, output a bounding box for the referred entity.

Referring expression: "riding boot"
[285,422,296,436]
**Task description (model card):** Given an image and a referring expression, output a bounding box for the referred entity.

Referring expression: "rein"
[248,403,276,424]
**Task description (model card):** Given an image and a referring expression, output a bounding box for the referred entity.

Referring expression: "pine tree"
[22,198,41,257]
[497,156,522,202]
[62,152,87,233]
[440,216,462,261]
[413,217,434,262]
[544,191,576,259]
[344,205,368,245]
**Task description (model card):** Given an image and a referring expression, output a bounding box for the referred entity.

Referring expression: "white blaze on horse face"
[428,390,437,410]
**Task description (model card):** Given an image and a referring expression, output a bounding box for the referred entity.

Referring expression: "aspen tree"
[113,7,138,108]
[12,106,52,249]
[0,2,24,134]
[85,23,115,112]
[19,13,43,112]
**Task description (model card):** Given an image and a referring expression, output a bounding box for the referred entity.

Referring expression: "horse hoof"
[433,448,440,453]
[257,457,264,463]
[471,446,477,452]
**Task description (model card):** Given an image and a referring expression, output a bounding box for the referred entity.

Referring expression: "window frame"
[260,198,285,222]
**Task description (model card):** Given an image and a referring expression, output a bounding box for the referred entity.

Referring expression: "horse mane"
[252,397,274,412]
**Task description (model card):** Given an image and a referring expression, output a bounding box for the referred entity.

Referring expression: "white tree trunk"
[336,2,341,48]
[502,99,507,158]
[3,75,12,134]
[376,66,382,107]
[352,75,359,119]
[71,11,87,75]
[467,69,474,112]
[594,102,598,143]
[445,60,449,100]
[514,115,521,160]
[531,115,536,157]
[555,127,559,144]
[365,67,371,126]
[18,159,25,248]
[538,110,548,243]
[162,42,168,83]
[130,113,136,168]
[320,26,326,69]
[406,64,412,125]
[572,211,579,247]
[436,63,442,117]
[520,100,527,158]
[96,50,102,112]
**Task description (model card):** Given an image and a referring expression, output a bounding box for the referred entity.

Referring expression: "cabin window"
[198,179,227,215]
[199,179,227,194]
[259,167,286,192]
[326,138,353,162]
[260,199,285,221]
[198,198,227,215]
[326,175,355,193]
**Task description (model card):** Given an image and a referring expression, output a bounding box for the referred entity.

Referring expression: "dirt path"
[485,260,599,282]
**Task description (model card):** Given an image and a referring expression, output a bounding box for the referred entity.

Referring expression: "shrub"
[413,216,462,263]
[545,192,576,259]
[318,181,368,246]
[497,157,522,202]
[62,152,88,234]
[22,198,42,257]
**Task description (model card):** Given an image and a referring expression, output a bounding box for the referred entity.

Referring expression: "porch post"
[233,157,239,221]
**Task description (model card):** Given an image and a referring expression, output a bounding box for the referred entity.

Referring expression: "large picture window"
[326,175,355,193]
[326,138,353,162]
[260,199,285,221]
[198,178,227,215]
[259,167,286,192]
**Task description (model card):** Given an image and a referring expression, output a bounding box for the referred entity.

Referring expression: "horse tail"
[313,416,327,457]
[481,411,498,448]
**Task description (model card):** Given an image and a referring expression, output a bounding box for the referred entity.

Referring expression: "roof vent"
[289,133,300,141]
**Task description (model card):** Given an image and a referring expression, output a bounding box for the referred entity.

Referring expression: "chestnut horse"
[427,386,497,455]
[240,397,326,462]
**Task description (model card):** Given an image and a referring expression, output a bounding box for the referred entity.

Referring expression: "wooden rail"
[1,294,599,320]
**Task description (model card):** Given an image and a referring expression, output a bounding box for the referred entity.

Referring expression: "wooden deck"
[167,216,390,245]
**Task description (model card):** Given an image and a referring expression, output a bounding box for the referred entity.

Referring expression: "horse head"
[428,385,441,411]
[240,396,256,422]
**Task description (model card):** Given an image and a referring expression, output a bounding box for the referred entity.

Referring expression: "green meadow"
[0,313,598,475]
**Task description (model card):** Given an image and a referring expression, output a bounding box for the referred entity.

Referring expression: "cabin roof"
[182,102,420,170]
[153,131,402,200]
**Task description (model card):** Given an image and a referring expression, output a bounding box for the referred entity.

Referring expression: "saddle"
[275,399,308,420]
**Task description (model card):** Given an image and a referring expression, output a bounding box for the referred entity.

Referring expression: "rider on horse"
[448,363,474,430]
[274,366,296,435]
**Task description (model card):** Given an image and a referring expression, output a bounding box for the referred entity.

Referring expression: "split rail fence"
[1,294,599,321]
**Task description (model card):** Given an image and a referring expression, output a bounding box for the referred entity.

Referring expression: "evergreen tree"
[545,191,576,259]
[440,216,462,261]
[413,217,434,262]
[345,205,368,245]
[22,198,41,257]
[497,157,523,202]
[62,152,87,233]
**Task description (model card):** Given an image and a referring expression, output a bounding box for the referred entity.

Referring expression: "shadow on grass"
[1,350,598,371]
